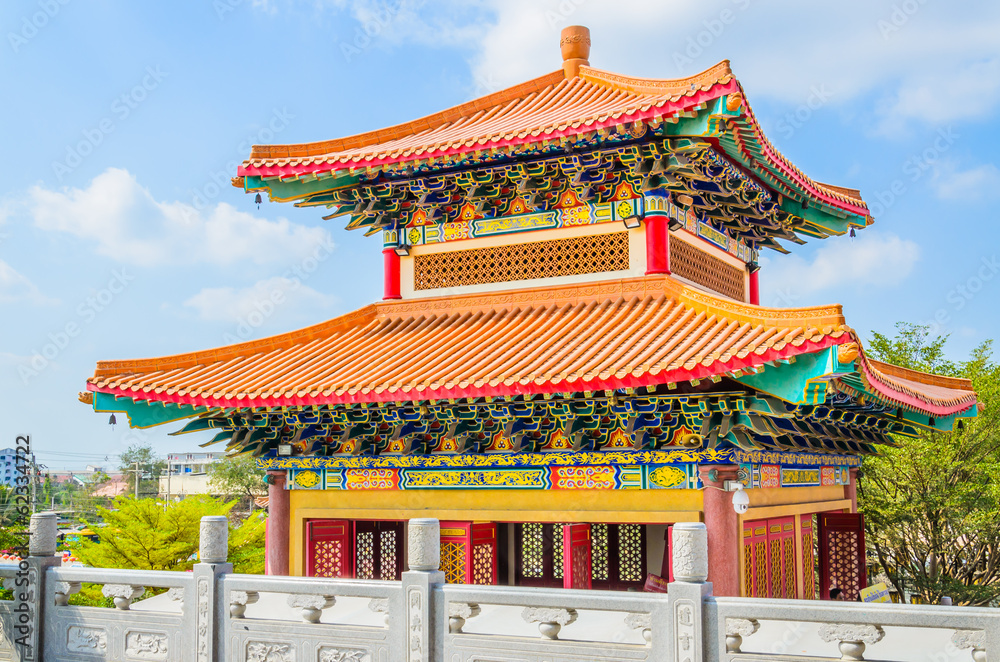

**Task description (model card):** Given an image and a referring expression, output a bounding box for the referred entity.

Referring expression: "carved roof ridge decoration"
[578,61,734,98]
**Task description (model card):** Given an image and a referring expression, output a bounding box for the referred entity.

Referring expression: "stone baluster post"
[668,522,711,662]
[192,515,231,662]
[24,512,61,662]
[404,518,444,662]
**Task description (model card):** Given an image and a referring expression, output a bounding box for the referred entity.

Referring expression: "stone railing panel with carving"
[43,566,194,662]
[439,584,670,662]
[706,597,1000,662]
[220,574,403,662]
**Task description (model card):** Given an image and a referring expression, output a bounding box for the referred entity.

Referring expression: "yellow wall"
[289,488,704,576]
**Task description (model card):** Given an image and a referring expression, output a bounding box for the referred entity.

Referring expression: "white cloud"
[338,1,1000,126]
[760,233,920,305]
[931,160,1000,202]
[183,276,338,323]
[28,168,334,267]
[0,260,57,306]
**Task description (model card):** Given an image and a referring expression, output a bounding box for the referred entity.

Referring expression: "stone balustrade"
[0,512,990,661]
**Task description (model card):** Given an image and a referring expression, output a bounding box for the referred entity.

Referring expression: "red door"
[819,513,867,600]
[563,524,592,589]
[439,521,498,584]
[305,519,352,578]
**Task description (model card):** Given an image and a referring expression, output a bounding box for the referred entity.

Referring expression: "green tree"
[860,323,1000,605]
[70,495,264,574]
[208,454,266,513]
[119,444,166,499]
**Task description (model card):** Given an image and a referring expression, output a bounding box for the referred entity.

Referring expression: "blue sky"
[1,0,998,471]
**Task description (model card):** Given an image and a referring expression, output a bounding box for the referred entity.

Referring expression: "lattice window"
[356,531,375,580]
[413,232,631,290]
[591,523,609,581]
[313,540,345,578]
[472,543,493,585]
[829,530,861,599]
[618,524,644,582]
[552,524,565,580]
[753,541,767,597]
[802,525,816,599]
[670,238,746,301]
[782,538,797,599]
[379,529,397,581]
[441,541,466,584]
[769,537,782,597]
[520,523,544,579]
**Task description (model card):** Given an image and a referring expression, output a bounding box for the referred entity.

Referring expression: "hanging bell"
[109,413,117,429]
[255,193,263,209]
[849,227,856,238]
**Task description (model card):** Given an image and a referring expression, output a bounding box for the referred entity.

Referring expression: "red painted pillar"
[748,265,760,305]
[383,248,401,300]
[846,468,859,513]
[266,470,290,576]
[698,464,741,596]
[645,215,671,275]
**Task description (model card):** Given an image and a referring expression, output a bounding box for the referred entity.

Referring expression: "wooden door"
[305,519,352,578]
[563,524,592,590]
[440,521,498,584]
[354,520,404,581]
[819,512,867,600]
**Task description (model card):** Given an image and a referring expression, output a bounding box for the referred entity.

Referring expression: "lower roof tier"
[87,275,976,422]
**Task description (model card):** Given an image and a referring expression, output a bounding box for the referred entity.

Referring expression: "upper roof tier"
[234,27,871,251]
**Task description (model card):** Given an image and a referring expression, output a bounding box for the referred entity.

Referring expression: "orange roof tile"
[240,63,737,174]
[89,275,856,408]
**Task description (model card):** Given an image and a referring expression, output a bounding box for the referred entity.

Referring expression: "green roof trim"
[92,391,210,429]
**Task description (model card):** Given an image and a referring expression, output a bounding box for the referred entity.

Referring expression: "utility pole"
[126,461,143,500]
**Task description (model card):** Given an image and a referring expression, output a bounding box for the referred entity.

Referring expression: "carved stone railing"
[706,596,1000,662]
[7,511,999,662]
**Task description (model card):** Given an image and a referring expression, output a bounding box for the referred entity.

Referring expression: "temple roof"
[87,275,974,419]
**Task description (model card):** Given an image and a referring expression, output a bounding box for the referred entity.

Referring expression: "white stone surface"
[671,522,708,582]
[199,516,229,563]
[407,519,440,571]
[29,512,58,556]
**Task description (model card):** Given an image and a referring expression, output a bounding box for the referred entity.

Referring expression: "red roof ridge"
[866,358,974,392]
[578,60,734,97]
[247,70,566,162]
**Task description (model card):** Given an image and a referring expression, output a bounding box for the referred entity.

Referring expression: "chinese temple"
[83,27,978,600]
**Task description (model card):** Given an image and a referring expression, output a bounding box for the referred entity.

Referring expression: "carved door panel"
[470,522,498,585]
[819,512,867,600]
[742,519,768,598]
[563,524,592,590]
[514,523,562,588]
[767,516,797,600]
[355,520,404,581]
[305,519,352,578]
[589,523,647,591]
[440,521,498,584]
[800,514,816,599]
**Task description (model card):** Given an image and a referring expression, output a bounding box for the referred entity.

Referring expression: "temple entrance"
[305,519,404,580]
[741,513,820,599]
[818,512,867,600]
[514,522,647,590]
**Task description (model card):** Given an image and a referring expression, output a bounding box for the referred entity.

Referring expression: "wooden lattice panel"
[591,523,609,581]
[520,523,545,579]
[313,540,345,578]
[472,543,493,585]
[670,238,746,301]
[413,231,630,290]
[441,541,466,584]
[617,524,644,582]
[379,529,397,581]
[801,517,816,599]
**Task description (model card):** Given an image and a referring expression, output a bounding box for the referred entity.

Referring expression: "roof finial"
[560,25,590,79]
